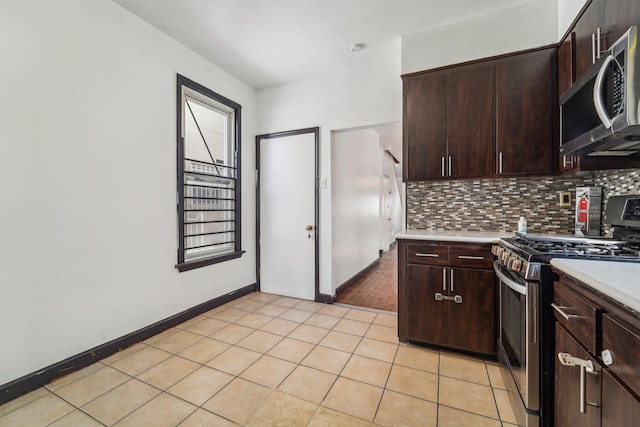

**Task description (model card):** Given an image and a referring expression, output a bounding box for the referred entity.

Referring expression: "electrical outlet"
[559,191,571,207]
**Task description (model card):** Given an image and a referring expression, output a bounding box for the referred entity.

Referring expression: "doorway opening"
[330,122,402,312]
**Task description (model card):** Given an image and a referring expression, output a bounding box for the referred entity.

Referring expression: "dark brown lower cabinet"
[601,370,640,426]
[553,272,640,426]
[405,262,495,355]
[554,323,601,427]
[448,268,495,354]
[407,265,448,344]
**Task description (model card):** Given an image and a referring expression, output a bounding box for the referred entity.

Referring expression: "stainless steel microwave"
[560,26,640,157]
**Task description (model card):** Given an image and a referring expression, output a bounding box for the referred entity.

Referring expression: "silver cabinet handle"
[596,27,601,59]
[441,157,445,177]
[457,255,484,260]
[448,156,452,177]
[592,33,597,63]
[450,269,454,292]
[416,253,439,257]
[580,363,588,413]
[499,152,503,174]
[551,303,582,321]
[435,292,443,301]
[563,154,574,168]
[442,269,446,291]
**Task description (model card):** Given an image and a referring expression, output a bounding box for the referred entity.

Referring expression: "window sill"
[176,250,245,272]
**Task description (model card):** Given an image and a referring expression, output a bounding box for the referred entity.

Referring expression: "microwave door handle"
[593,54,614,129]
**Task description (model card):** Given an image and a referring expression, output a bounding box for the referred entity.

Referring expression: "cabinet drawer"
[553,279,600,354]
[602,314,640,399]
[407,244,449,265]
[448,245,493,269]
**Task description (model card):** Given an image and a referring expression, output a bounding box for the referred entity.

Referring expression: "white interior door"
[258,130,317,300]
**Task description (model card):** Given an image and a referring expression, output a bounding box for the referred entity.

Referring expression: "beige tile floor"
[0,292,518,426]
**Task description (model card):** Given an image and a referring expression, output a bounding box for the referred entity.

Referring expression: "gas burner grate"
[508,234,640,262]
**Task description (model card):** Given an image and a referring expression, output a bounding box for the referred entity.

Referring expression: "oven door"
[494,261,540,425]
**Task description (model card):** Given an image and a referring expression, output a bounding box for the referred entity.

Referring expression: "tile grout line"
[3,293,511,426]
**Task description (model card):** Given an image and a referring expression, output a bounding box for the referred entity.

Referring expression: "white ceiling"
[112,0,536,90]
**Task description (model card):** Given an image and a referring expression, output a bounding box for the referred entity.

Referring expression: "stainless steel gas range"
[492,195,640,427]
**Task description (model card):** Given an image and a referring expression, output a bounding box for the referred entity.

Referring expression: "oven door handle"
[493,261,527,295]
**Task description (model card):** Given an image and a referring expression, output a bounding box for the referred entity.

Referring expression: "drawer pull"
[416,253,439,258]
[457,255,484,260]
[552,303,582,321]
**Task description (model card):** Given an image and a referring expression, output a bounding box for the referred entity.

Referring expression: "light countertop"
[396,230,509,243]
[550,258,640,313]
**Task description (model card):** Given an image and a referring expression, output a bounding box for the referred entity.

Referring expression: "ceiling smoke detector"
[349,43,366,54]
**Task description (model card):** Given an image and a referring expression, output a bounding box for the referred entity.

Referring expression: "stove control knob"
[505,256,513,269]
[513,259,522,272]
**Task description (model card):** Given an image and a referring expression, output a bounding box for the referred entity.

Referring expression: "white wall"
[0,0,256,386]
[402,0,558,74]
[331,129,382,290]
[256,61,402,296]
[558,0,589,39]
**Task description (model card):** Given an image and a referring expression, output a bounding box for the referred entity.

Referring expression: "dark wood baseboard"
[0,283,257,406]
[316,293,335,304]
[335,257,380,296]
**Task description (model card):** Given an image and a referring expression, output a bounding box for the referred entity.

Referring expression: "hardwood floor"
[336,245,398,312]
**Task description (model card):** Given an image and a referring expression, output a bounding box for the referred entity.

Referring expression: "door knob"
[306,225,313,238]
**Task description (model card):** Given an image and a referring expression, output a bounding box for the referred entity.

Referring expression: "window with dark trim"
[176,74,243,272]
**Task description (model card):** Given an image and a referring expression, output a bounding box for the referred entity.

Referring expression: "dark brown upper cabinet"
[558,34,575,98]
[604,0,640,59]
[558,0,640,174]
[567,0,639,84]
[573,0,605,82]
[447,63,495,179]
[403,63,494,181]
[403,46,556,181]
[403,73,447,180]
[496,47,557,176]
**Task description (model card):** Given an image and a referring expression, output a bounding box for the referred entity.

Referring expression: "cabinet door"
[496,48,556,176]
[407,264,448,344]
[602,369,640,426]
[554,324,601,427]
[574,0,604,81]
[447,63,495,178]
[604,0,640,53]
[601,313,640,398]
[448,268,495,355]
[558,34,575,99]
[403,74,447,180]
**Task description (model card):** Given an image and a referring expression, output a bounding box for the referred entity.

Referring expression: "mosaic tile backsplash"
[406,169,640,236]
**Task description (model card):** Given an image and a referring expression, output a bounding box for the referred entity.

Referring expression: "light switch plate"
[559,191,571,206]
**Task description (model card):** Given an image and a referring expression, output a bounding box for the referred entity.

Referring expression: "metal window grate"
[183,159,236,260]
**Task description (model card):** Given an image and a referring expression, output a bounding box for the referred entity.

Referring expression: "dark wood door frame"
[255,127,330,303]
